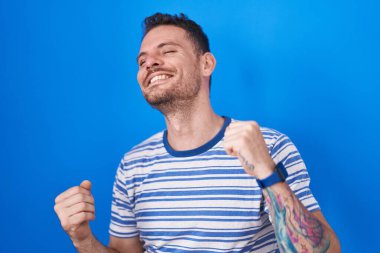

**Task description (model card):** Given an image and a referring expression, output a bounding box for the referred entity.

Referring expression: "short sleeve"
[264,133,320,214]
[109,161,139,238]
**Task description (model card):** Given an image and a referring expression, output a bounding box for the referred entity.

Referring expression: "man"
[54,13,340,253]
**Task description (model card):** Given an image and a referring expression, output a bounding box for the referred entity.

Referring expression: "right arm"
[54,180,143,253]
[71,234,143,253]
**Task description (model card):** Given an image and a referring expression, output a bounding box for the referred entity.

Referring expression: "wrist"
[254,162,276,180]
[72,233,95,249]
[256,162,288,189]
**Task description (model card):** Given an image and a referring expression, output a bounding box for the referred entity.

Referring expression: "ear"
[200,52,216,77]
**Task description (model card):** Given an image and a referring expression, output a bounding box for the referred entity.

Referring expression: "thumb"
[80,180,92,191]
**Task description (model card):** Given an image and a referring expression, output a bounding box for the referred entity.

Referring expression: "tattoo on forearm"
[264,187,331,253]
[238,152,255,172]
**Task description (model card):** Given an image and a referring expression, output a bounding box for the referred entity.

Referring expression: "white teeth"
[150,74,170,84]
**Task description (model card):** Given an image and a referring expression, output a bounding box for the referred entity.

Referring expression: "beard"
[142,66,202,115]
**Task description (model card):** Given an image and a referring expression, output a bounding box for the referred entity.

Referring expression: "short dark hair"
[142,13,210,55]
[142,13,212,89]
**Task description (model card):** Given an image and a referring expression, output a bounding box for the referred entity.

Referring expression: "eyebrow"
[136,42,182,63]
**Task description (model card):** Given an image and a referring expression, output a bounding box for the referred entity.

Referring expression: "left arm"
[262,182,340,252]
[224,121,340,253]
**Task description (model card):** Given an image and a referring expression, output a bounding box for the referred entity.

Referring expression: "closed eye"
[164,50,176,54]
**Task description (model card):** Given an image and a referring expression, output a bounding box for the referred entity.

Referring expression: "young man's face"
[136,25,202,111]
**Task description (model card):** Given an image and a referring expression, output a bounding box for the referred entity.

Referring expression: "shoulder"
[121,130,165,164]
[260,126,284,141]
[260,126,290,154]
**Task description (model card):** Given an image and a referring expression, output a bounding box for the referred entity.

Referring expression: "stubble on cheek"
[139,60,202,111]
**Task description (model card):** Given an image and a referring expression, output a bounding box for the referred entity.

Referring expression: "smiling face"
[137,25,203,113]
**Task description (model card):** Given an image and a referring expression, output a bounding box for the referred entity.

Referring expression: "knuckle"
[74,213,82,221]
[80,212,90,222]
[80,212,87,219]
[250,121,259,128]
[55,192,65,203]
[78,194,86,202]
[54,204,65,215]
[242,133,250,142]
[61,220,70,230]
[243,124,253,133]
[80,202,87,210]
[242,130,249,137]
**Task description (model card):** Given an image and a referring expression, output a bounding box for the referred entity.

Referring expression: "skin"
[54,25,341,253]
[223,122,341,252]
[136,25,222,151]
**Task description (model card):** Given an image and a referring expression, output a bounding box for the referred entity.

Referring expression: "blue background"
[0,1,379,252]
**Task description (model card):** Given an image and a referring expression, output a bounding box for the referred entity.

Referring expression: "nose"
[144,54,163,71]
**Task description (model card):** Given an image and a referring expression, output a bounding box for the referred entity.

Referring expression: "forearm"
[264,182,340,253]
[73,234,119,253]
[223,121,340,252]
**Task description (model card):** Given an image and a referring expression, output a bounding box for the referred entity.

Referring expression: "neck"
[163,94,224,151]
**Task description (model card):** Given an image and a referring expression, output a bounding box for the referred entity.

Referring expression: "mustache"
[148,65,171,74]
[144,66,174,84]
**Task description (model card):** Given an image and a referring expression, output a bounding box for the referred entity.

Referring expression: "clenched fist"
[54,180,95,244]
[224,121,276,179]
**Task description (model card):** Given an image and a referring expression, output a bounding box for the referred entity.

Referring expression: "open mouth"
[148,74,173,87]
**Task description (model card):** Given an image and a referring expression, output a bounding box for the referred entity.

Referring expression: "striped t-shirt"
[109,117,320,252]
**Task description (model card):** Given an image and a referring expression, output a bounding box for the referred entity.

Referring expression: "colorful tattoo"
[264,187,331,253]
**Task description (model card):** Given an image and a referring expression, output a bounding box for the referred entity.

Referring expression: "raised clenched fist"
[224,121,276,179]
[54,180,95,244]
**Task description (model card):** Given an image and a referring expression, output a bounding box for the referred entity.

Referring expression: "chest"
[131,156,265,231]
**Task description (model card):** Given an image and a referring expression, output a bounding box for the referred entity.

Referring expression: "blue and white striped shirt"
[109,117,319,252]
